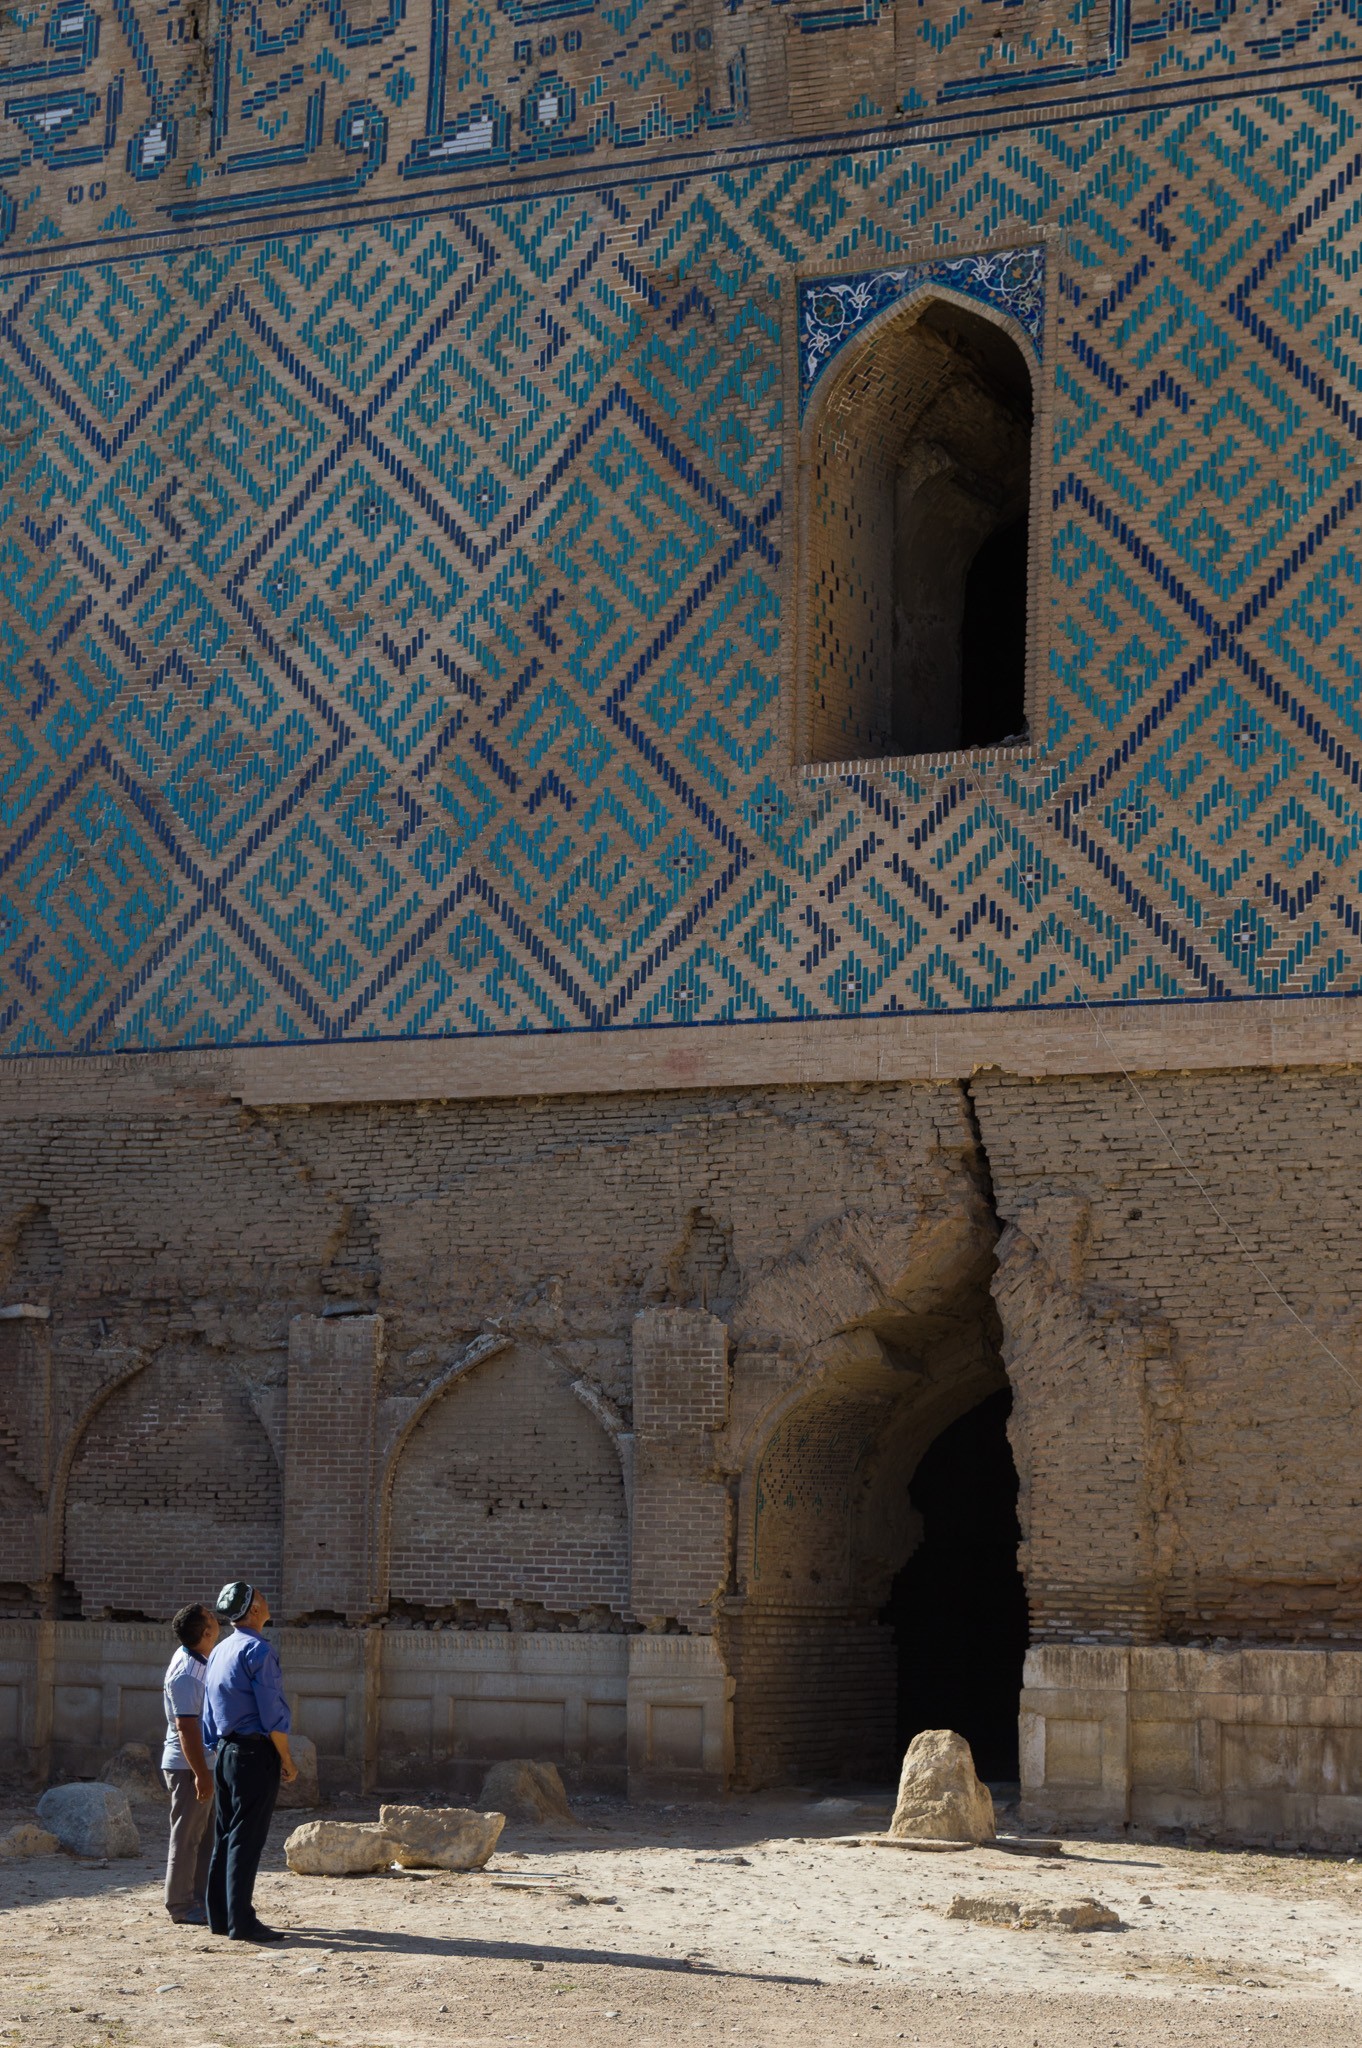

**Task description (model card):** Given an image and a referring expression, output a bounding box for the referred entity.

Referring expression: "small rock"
[0,1824,61,1860]
[476,1759,578,1827]
[378,1805,505,1871]
[694,1853,749,1866]
[284,1820,397,1877]
[275,1735,321,1811]
[99,1745,167,1804]
[37,1783,139,1860]
[890,1730,995,1845]
[154,1984,180,1995]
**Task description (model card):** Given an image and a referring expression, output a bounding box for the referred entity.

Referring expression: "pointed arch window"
[801,295,1035,763]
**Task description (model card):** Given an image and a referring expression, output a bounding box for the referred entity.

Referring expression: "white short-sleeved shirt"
[161,1646,209,1772]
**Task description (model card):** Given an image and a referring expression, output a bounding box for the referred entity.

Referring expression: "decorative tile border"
[798,246,1045,418]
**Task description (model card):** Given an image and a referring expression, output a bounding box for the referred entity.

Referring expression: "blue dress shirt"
[201,1626,292,1747]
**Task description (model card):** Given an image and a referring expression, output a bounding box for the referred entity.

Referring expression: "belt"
[221,1731,274,1747]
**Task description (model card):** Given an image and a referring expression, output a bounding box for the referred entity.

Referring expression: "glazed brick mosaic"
[4,1,1362,1050]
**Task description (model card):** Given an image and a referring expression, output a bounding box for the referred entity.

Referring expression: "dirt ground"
[2,1786,1360,2048]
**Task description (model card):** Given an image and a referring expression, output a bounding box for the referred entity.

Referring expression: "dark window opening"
[960,516,1028,750]
[806,295,1034,763]
[882,1387,1029,1782]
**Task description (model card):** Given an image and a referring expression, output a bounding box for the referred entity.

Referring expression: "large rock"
[284,1820,397,1877]
[889,1729,995,1844]
[99,1743,167,1803]
[476,1759,577,1827]
[379,1805,505,1871]
[276,1735,321,1810]
[0,1823,62,1860]
[946,1892,1121,1932]
[36,1782,139,1859]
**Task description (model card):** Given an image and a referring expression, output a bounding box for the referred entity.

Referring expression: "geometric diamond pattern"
[7,64,1362,1046]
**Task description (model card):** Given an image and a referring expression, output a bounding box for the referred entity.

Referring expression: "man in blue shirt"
[202,1580,298,1943]
[161,1602,220,1924]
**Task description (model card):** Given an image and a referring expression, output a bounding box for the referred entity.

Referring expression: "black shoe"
[232,1923,286,1944]
[207,1922,230,1937]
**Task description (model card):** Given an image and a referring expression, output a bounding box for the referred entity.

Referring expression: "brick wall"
[975,1070,1362,1646]
[721,1607,897,1785]
[1,1080,966,1630]
[1,1064,1357,1763]
[0,1320,49,1594]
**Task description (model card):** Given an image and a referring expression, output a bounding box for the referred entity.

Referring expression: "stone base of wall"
[0,1623,732,1802]
[1021,1644,1362,1847]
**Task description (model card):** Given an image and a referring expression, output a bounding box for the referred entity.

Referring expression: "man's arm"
[249,1641,297,1781]
[175,1715,214,1802]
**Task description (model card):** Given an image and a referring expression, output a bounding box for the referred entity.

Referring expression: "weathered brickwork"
[974,1070,1362,1648]
[630,1309,731,1631]
[0,1077,979,1625]
[283,1313,383,1622]
[720,1609,897,1786]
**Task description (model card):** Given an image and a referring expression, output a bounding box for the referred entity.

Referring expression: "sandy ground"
[2,1787,1360,2047]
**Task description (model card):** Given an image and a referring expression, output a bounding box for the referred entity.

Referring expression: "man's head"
[172,1602,219,1656]
[214,1580,272,1632]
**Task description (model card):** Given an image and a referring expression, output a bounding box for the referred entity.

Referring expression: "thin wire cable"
[961,757,1362,1401]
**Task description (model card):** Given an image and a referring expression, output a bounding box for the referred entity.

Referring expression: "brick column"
[283,1314,382,1623]
[630,1308,731,1631]
[994,1224,1172,1645]
[0,1309,52,1597]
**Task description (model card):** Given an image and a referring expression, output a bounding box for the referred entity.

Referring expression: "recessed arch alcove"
[63,1352,282,1622]
[386,1342,629,1623]
[800,290,1036,764]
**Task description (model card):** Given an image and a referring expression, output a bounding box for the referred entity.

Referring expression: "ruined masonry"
[1,0,1361,1845]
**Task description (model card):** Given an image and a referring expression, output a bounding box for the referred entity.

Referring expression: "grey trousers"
[163,1768,214,1916]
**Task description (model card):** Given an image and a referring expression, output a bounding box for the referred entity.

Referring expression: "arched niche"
[386,1343,629,1621]
[64,1351,282,1621]
[800,289,1036,763]
[725,1316,1020,1788]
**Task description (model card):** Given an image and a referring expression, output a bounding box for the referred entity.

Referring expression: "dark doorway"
[882,1388,1028,1780]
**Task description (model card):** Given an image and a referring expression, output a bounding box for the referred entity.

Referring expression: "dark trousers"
[206,1737,281,1937]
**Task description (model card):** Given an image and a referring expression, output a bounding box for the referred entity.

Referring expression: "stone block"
[276,1734,322,1810]
[890,1729,994,1843]
[0,1824,61,1859]
[36,1783,138,1859]
[99,1743,167,1803]
[475,1760,576,1826]
[284,1820,397,1876]
[378,1805,505,1870]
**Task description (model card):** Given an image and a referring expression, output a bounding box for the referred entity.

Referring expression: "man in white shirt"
[161,1602,220,1925]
